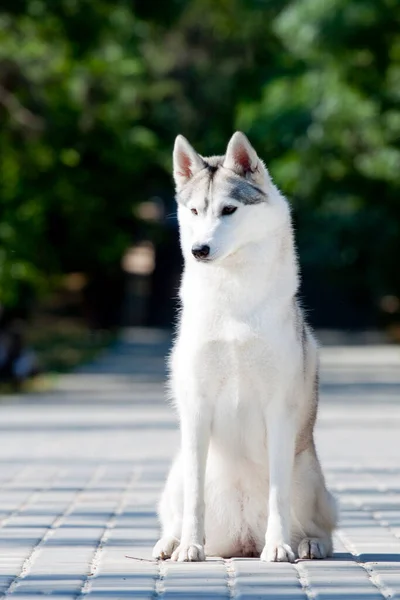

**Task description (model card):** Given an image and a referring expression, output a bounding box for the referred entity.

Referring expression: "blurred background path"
[0,329,399,598]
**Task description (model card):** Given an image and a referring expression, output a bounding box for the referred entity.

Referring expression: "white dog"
[153,132,337,562]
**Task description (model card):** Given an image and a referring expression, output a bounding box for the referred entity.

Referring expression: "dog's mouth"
[194,256,212,263]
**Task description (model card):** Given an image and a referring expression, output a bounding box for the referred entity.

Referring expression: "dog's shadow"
[325,551,400,563]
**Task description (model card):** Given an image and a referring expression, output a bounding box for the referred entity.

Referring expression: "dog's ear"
[173,135,205,190]
[223,132,259,177]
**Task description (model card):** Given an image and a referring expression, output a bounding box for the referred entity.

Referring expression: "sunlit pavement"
[0,328,399,599]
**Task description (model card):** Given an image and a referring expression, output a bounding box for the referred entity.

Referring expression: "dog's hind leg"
[291,445,337,560]
[152,454,183,559]
[297,484,337,559]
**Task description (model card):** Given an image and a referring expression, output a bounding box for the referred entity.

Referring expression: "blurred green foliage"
[0,0,399,324]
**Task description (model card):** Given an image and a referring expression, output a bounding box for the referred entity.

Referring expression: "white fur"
[153,132,337,562]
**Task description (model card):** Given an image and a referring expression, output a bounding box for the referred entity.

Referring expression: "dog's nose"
[192,244,210,259]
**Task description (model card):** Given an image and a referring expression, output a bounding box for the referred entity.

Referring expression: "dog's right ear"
[173,135,205,190]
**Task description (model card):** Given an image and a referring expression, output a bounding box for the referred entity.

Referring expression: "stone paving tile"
[0,330,399,598]
[296,562,386,600]
[161,560,229,599]
[232,559,306,599]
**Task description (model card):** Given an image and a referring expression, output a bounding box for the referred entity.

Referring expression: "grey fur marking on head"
[176,156,267,208]
[225,176,267,205]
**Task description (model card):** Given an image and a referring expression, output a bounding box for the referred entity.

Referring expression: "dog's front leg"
[171,404,210,562]
[261,401,296,563]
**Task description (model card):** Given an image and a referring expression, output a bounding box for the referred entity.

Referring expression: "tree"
[0,0,167,311]
[1,0,399,328]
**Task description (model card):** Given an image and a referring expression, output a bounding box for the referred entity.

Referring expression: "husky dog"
[153,132,337,562]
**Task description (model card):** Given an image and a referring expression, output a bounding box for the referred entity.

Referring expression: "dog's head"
[173,132,289,264]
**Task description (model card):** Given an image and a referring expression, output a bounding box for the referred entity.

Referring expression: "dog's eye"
[191,208,198,215]
[221,206,237,216]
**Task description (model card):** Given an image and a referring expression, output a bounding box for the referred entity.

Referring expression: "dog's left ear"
[223,132,260,177]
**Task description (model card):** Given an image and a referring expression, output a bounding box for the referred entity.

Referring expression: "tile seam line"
[1,464,106,598]
[336,527,394,599]
[154,559,166,599]
[75,466,143,598]
[292,561,316,600]
[225,558,235,599]
[0,465,58,528]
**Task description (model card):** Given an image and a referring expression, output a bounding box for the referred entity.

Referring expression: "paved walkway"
[0,328,399,599]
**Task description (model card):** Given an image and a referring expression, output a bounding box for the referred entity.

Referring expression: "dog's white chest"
[202,321,277,462]
[174,305,295,463]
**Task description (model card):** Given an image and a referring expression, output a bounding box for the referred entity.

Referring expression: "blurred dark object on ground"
[0,318,40,387]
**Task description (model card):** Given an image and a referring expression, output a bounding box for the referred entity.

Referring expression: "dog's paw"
[171,542,205,562]
[261,542,295,563]
[298,538,327,560]
[152,536,180,560]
